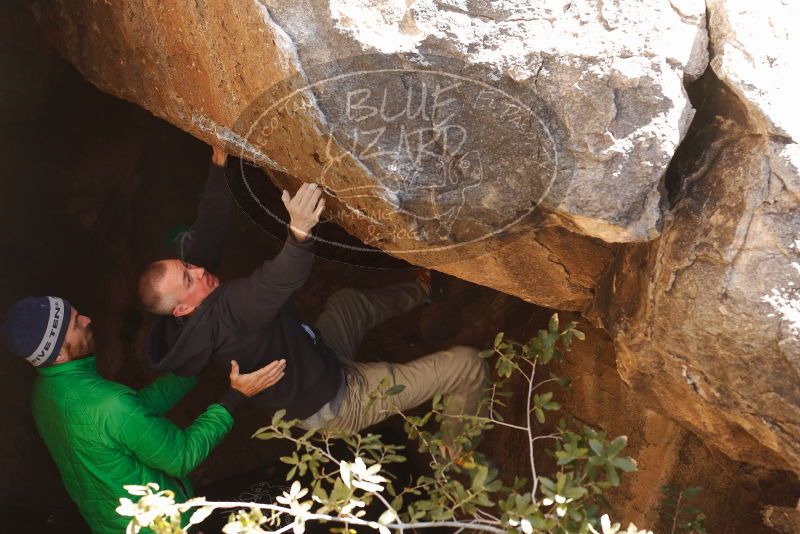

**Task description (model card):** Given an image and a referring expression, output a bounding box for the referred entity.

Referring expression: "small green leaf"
[391,495,403,511]
[541,346,554,364]
[312,484,328,502]
[535,407,545,424]
[605,463,620,486]
[494,332,505,348]
[606,436,628,456]
[612,456,637,472]
[271,409,287,426]
[555,472,567,493]
[530,514,549,529]
[555,450,574,466]
[550,373,571,387]
[485,479,502,492]
[564,486,588,499]
[252,430,276,440]
[385,384,406,396]
[549,314,559,333]
[512,476,528,490]
[471,465,488,491]
[539,476,556,492]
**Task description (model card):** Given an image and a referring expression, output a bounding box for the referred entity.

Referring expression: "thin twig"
[433,409,528,432]
[525,364,538,501]
[475,508,501,522]
[670,490,683,534]
[532,434,561,443]
[270,425,338,464]
[176,500,509,534]
[271,523,294,534]
[531,378,559,392]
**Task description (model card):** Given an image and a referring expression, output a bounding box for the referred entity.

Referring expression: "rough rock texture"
[441,227,615,311]
[708,0,799,142]
[591,0,800,472]
[2,38,798,531]
[23,0,800,478]
[29,0,707,310]
[472,304,797,532]
[763,504,800,534]
[263,0,707,243]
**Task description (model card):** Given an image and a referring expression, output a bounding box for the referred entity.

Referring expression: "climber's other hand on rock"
[282,182,325,242]
[211,146,228,167]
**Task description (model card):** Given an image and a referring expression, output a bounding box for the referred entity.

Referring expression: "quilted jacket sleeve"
[112,392,233,478]
[136,374,199,416]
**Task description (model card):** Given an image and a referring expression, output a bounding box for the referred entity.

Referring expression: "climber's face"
[158,259,220,317]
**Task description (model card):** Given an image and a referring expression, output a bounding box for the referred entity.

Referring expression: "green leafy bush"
[119,314,650,534]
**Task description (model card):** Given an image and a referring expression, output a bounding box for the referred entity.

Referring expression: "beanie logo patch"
[27,297,65,366]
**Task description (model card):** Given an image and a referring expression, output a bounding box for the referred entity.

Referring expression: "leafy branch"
[118,314,651,534]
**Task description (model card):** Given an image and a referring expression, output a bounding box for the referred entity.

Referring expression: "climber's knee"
[447,345,488,386]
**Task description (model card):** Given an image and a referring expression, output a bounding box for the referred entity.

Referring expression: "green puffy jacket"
[32,356,233,533]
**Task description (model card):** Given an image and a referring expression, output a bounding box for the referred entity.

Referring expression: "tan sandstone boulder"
[592,0,800,472]
[29,0,706,310]
[29,0,799,474]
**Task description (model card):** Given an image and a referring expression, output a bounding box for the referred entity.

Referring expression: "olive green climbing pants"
[301,281,488,437]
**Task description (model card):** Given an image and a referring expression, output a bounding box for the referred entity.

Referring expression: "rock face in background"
[263,0,706,244]
[2,2,799,529]
[29,0,708,311]
[763,505,800,534]
[22,0,800,479]
[592,1,800,472]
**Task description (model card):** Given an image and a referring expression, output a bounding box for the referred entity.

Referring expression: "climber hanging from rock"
[137,145,487,440]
